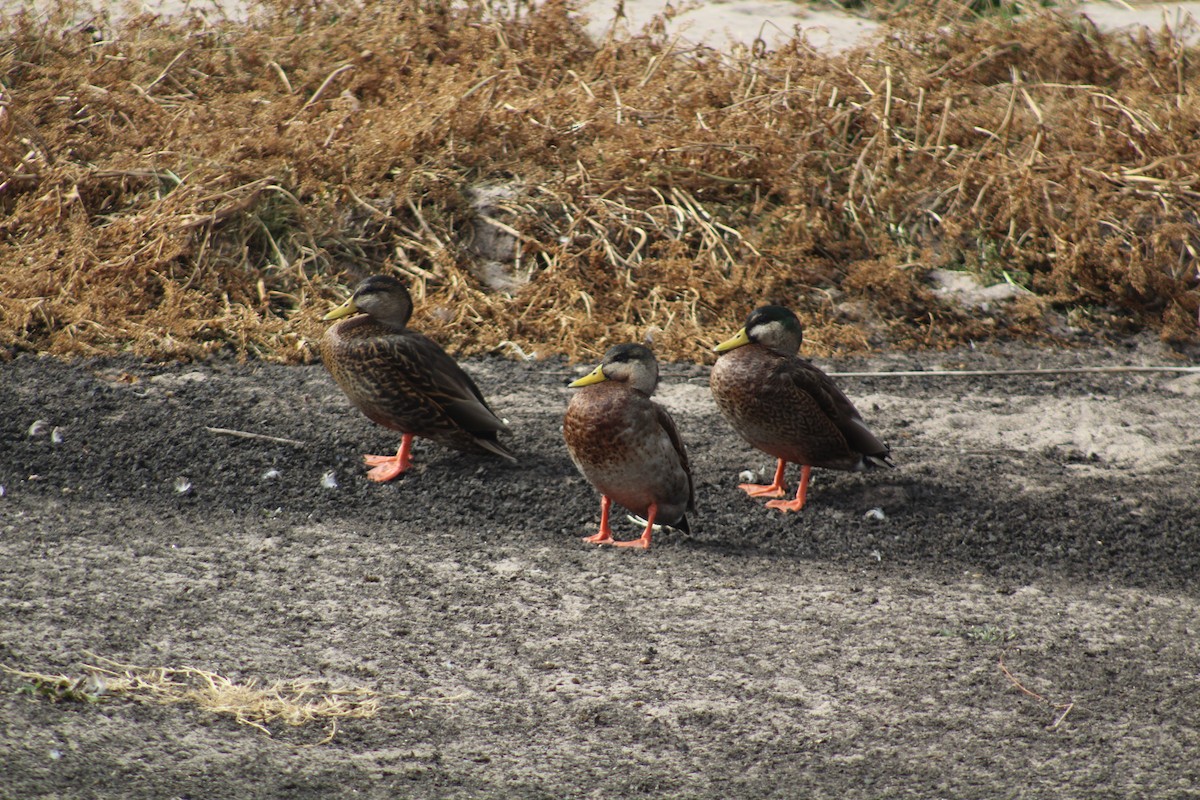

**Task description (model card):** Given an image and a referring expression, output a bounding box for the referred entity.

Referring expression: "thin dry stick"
[1020,85,1045,166]
[999,654,1075,730]
[205,427,306,446]
[142,48,190,93]
[175,178,279,230]
[914,86,926,148]
[287,64,355,123]
[935,95,952,152]
[267,60,293,93]
[639,33,683,88]
[881,65,893,136]
[827,366,1200,378]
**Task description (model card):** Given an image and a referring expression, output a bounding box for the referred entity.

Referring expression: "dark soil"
[2,338,1198,798]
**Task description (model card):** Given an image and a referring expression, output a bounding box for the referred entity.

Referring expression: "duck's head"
[323,275,414,329]
[570,343,660,395]
[714,305,803,357]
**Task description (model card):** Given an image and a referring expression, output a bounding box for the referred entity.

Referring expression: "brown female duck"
[710,305,892,512]
[320,275,516,481]
[564,343,694,549]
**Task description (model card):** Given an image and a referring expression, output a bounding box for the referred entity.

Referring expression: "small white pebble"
[0,485,6,498]
[48,749,62,761]
[870,550,883,562]
[864,508,887,521]
[50,427,64,444]
[738,470,757,483]
[321,471,339,489]
[28,420,48,437]
[174,477,193,495]
[262,468,282,481]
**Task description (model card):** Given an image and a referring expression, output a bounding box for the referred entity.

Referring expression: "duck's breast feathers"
[564,384,693,522]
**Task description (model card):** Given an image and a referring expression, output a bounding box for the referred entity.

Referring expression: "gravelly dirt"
[1,337,1198,799]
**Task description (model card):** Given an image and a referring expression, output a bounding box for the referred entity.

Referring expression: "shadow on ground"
[1,338,1197,798]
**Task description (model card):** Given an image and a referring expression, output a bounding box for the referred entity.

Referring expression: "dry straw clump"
[3,657,390,741]
[1,0,1197,363]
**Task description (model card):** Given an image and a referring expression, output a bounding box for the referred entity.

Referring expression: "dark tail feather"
[671,514,691,535]
[475,434,518,463]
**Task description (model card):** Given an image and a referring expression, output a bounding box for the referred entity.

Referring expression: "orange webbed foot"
[765,497,807,513]
[764,465,811,513]
[363,434,414,482]
[363,454,410,482]
[582,496,617,545]
[610,504,656,550]
[738,482,786,499]
[739,459,788,499]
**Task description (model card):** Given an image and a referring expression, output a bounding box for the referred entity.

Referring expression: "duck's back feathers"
[711,344,891,472]
[321,315,515,462]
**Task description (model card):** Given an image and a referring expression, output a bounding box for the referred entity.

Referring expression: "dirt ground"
[1,336,1198,799]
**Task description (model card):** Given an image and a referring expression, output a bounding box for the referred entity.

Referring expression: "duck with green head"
[710,305,893,512]
[320,275,516,481]
[564,343,694,549]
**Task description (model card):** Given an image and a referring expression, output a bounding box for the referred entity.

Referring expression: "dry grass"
[0,0,1197,363]
[2,656,396,741]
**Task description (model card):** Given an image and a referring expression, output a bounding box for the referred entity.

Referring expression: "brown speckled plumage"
[711,306,891,511]
[320,275,515,474]
[564,344,693,547]
[711,344,882,470]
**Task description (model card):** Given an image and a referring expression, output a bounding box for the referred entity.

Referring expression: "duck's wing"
[782,357,892,466]
[654,402,696,513]
[332,328,512,452]
[392,332,506,423]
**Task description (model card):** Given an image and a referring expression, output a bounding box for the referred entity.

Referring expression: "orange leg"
[583,495,617,545]
[766,465,812,513]
[739,459,788,499]
[363,433,414,482]
[613,503,655,550]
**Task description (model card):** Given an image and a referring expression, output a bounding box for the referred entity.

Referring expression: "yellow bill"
[569,364,608,387]
[322,297,359,321]
[713,327,751,353]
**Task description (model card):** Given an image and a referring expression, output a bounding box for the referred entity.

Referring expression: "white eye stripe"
[752,320,785,339]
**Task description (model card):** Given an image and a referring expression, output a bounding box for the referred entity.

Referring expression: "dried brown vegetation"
[2,657,387,740]
[0,0,1197,362]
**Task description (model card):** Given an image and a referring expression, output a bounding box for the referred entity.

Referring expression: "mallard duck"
[564,343,694,549]
[710,305,892,512]
[320,275,516,481]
